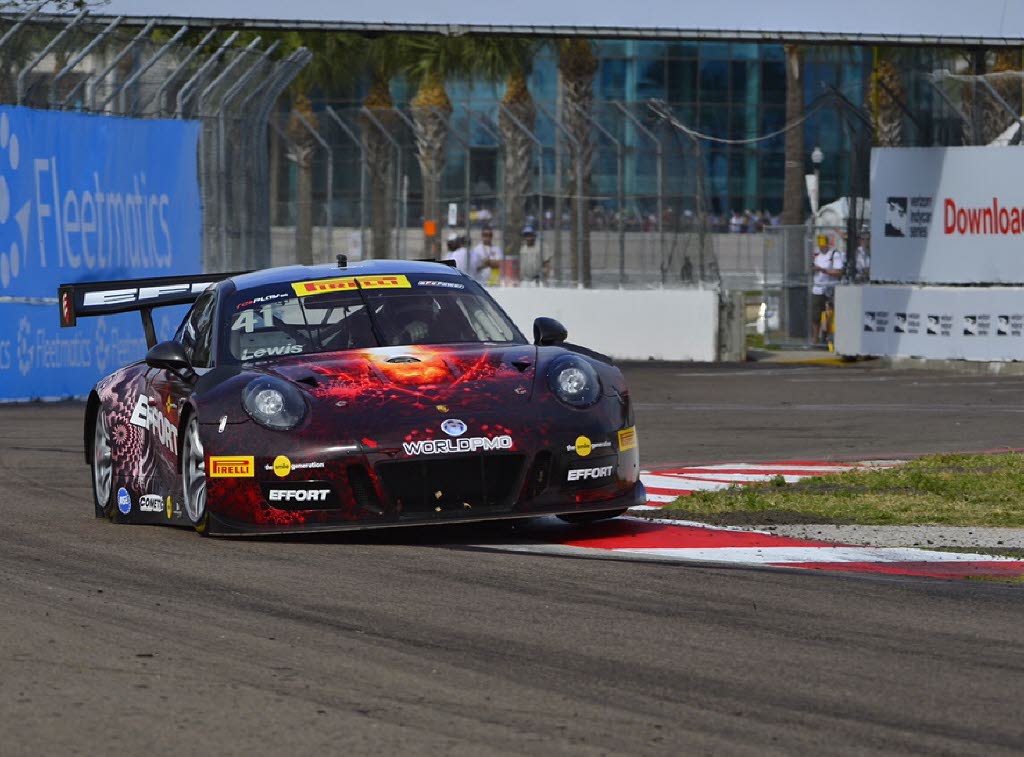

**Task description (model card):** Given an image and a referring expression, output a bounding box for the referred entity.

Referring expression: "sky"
[27,0,1024,42]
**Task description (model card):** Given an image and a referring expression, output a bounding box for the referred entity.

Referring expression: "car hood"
[265,344,538,407]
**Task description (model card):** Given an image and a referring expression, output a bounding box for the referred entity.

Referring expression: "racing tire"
[90,408,116,519]
[181,415,211,536]
[556,508,627,524]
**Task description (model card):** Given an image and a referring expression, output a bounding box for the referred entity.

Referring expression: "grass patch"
[660,452,1024,527]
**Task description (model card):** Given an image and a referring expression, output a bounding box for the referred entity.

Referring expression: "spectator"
[470,227,503,286]
[443,232,469,275]
[729,210,744,233]
[811,235,845,344]
[519,225,549,284]
[853,235,871,283]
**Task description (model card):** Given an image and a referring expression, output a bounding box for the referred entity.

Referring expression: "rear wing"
[58,271,247,348]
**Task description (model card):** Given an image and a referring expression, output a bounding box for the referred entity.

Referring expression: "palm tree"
[357,35,409,259]
[279,31,361,265]
[781,44,804,225]
[467,36,539,272]
[399,34,468,259]
[557,38,598,287]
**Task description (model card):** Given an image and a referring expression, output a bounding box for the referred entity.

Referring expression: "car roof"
[227,259,464,292]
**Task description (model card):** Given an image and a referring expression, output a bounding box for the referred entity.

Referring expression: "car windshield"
[221,272,525,363]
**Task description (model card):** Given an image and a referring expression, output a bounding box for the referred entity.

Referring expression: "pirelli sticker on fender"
[209,456,255,477]
[618,426,637,452]
[292,275,411,297]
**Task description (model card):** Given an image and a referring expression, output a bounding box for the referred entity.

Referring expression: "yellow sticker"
[617,426,637,452]
[165,496,173,519]
[575,436,592,457]
[209,456,255,477]
[292,274,411,297]
[292,277,358,296]
[356,274,411,290]
[273,455,291,478]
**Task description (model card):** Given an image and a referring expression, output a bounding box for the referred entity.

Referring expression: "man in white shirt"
[469,227,502,286]
[811,235,845,344]
[443,232,469,275]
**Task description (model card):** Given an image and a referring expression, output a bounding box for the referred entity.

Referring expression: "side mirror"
[533,317,568,346]
[146,340,192,372]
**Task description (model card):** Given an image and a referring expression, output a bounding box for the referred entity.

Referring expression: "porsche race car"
[59,259,644,536]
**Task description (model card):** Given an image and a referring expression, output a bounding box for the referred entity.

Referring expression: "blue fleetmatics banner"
[0,106,201,400]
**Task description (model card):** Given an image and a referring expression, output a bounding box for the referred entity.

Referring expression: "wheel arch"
[175,402,197,474]
[84,391,101,466]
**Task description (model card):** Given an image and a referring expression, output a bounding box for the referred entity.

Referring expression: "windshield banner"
[0,106,201,400]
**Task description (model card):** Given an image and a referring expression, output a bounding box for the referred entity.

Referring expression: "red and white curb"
[638,460,901,506]
[483,460,1024,580]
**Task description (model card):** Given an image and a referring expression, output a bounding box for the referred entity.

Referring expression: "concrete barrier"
[489,287,719,362]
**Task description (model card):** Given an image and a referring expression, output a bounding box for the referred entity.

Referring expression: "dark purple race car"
[59,259,644,536]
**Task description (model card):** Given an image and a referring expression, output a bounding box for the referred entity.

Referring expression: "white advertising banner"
[835,284,1024,361]
[871,147,1024,285]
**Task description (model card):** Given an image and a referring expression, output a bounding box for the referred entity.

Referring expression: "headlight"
[242,377,307,430]
[547,356,601,408]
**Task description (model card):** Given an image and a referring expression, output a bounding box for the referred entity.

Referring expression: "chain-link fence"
[265,98,727,289]
[761,224,871,347]
[0,9,310,275]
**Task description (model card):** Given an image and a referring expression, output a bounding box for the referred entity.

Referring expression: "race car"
[58,259,644,536]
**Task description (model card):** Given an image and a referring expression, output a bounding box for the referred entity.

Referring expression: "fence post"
[99,24,190,113]
[134,27,218,115]
[16,10,88,104]
[84,20,156,111]
[536,102,585,288]
[50,16,123,107]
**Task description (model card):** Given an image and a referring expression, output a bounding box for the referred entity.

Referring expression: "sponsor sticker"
[241,344,303,361]
[139,494,163,513]
[291,275,411,297]
[263,460,326,472]
[117,487,131,514]
[129,395,178,454]
[417,280,465,289]
[567,465,614,482]
[209,456,255,477]
[440,418,467,437]
[268,488,332,503]
[261,481,339,509]
[403,435,513,456]
[618,426,637,452]
[565,437,612,456]
[273,455,291,477]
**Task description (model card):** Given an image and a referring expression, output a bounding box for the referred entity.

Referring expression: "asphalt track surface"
[2,363,1023,755]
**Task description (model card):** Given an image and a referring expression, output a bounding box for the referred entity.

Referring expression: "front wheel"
[181,416,210,535]
[91,408,115,519]
[557,508,627,525]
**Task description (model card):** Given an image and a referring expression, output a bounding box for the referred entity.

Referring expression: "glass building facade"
[300,40,977,231]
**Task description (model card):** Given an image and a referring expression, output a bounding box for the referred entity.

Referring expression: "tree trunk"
[559,40,597,288]
[411,74,452,260]
[782,45,805,225]
[360,81,397,259]
[498,72,536,273]
[287,93,316,265]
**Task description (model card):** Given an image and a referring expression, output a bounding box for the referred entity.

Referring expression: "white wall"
[836,284,1024,361]
[490,287,719,362]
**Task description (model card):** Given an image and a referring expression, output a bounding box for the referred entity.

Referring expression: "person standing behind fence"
[811,234,845,345]
[853,235,871,283]
[469,226,502,286]
[444,232,470,275]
